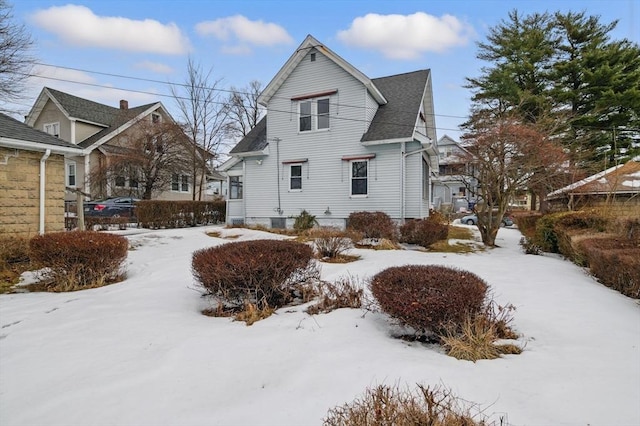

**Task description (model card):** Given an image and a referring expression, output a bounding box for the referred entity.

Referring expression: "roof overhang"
[1,138,84,156]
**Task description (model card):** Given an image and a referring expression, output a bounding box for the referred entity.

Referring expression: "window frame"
[229,175,243,199]
[171,174,190,193]
[350,160,368,197]
[65,161,76,187]
[297,97,330,132]
[289,164,303,192]
[43,122,60,138]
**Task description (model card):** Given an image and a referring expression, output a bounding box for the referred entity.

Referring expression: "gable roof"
[25,87,163,149]
[0,113,81,154]
[228,116,268,156]
[547,160,640,198]
[258,34,387,107]
[361,69,431,143]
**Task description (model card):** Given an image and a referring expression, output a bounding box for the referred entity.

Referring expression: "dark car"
[84,197,139,218]
[460,213,513,227]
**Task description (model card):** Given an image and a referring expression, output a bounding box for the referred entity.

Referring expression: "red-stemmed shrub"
[29,231,128,291]
[347,211,397,240]
[399,219,449,248]
[370,265,488,335]
[192,239,316,310]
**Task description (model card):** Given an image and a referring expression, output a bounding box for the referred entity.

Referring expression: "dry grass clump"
[307,275,364,315]
[441,302,520,362]
[323,383,493,426]
[29,231,128,292]
[308,227,358,259]
[0,236,32,293]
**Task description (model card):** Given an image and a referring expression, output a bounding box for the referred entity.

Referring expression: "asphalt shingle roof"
[0,113,80,150]
[44,88,157,149]
[361,70,429,142]
[229,116,268,154]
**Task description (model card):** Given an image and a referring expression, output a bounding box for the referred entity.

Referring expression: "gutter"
[39,149,51,234]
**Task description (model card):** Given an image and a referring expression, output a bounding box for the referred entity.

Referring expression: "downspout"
[400,142,406,223]
[39,149,51,234]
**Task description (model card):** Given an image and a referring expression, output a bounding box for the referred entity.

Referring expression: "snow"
[1,225,639,426]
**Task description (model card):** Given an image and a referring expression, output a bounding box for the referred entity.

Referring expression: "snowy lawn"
[1,225,638,426]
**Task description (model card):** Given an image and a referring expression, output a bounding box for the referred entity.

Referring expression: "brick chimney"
[119,99,128,110]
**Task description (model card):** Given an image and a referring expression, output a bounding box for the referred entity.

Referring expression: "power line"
[17,71,466,134]
[31,62,471,121]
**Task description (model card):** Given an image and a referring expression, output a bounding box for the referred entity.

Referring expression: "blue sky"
[7,0,640,140]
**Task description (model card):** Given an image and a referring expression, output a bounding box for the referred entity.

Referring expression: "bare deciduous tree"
[0,0,35,113]
[227,80,264,139]
[461,110,568,246]
[171,58,230,200]
[89,119,192,200]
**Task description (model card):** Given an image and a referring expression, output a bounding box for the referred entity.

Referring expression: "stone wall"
[0,148,66,238]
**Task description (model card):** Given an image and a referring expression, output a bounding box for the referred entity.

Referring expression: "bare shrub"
[399,219,449,248]
[371,265,488,336]
[29,231,128,292]
[192,239,317,312]
[323,383,493,426]
[307,275,364,315]
[347,211,397,241]
[309,227,355,259]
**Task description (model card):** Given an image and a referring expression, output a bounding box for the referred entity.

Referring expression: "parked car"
[84,197,139,218]
[460,213,513,227]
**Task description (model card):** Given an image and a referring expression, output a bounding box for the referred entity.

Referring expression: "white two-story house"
[221,34,439,229]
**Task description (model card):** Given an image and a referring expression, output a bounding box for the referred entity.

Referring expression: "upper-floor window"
[44,122,60,138]
[351,160,368,196]
[66,161,76,187]
[289,164,302,191]
[298,97,330,132]
[152,113,161,124]
[229,176,243,199]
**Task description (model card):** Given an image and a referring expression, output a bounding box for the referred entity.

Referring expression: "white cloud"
[30,5,190,55]
[134,61,175,75]
[337,12,475,60]
[195,15,292,54]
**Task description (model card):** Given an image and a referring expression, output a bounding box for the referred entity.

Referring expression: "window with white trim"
[298,97,330,132]
[289,164,302,191]
[171,174,190,192]
[351,160,368,196]
[44,122,60,138]
[229,176,243,199]
[422,158,430,200]
[66,161,76,187]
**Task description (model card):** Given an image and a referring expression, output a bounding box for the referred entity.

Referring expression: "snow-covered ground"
[1,225,638,426]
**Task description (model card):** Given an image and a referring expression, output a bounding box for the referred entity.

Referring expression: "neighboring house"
[0,113,82,237]
[432,135,477,213]
[547,158,640,216]
[221,34,439,229]
[24,87,210,202]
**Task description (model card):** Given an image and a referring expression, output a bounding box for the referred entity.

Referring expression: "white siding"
[243,48,414,224]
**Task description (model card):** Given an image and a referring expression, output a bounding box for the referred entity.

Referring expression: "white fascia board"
[1,138,85,155]
[219,156,243,171]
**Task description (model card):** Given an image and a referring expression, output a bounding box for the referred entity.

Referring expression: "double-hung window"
[171,174,190,192]
[229,176,243,199]
[66,161,76,187]
[44,122,60,138]
[296,95,332,132]
[289,164,302,191]
[351,160,368,196]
